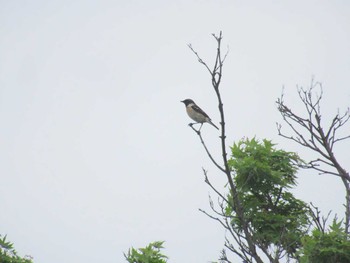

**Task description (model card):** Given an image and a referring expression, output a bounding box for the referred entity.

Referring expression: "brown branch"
[187,44,212,75]
[188,124,226,173]
[309,203,332,233]
[189,32,265,263]
[203,168,230,204]
[276,80,350,233]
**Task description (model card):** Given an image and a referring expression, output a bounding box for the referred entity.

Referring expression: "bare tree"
[276,79,350,233]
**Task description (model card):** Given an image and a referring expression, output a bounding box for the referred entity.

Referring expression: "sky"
[0,1,350,262]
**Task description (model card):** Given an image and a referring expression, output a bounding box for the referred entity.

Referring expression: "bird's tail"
[208,119,219,130]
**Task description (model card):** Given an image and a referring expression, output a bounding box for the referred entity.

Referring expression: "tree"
[188,32,264,263]
[188,32,310,263]
[125,33,350,263]
[0,235,33,263]
[275,81,350,263]
[276,81,350,234]
[228,139,309,260]
[200,138,310,263]
[299,218,350,263]
[187,33,350,263]
[124,241,168,263]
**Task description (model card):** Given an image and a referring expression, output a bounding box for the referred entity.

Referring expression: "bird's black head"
[181,99,194,106]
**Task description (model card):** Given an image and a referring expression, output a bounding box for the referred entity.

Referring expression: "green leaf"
[226,138,309,258]
[124,241,168,263]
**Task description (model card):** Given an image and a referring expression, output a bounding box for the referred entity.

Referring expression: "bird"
[181,99,219,130]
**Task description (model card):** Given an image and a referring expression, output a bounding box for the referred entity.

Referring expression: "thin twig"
[277,80,350,233]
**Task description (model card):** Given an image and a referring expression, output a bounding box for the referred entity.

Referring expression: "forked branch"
[276,79,350,233]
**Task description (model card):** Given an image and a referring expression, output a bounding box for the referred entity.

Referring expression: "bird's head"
[181,99,194,106]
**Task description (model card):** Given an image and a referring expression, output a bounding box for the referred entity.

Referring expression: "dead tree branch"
[276,79,350,233]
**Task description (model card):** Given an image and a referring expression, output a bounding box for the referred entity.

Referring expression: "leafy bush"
[227,138,309,258]
[0,235,33,263]
[300,219,350,263]
[124,241,168,263]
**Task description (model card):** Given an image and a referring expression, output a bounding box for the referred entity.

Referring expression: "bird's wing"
[191,104,210,119]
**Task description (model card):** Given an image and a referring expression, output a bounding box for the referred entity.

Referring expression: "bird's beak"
[180,100,184,103]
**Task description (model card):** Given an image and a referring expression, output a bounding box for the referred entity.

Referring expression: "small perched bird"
[181,99,219,130]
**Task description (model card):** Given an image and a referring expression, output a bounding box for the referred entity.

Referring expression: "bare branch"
[309,203,332,233]
[277,80,350,233]
[199,208,228,230]
[203,168,230,205]
[188,124,226,173]
[187,44,213,75]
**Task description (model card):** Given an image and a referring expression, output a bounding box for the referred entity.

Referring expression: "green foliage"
[0,235,33,263]
[229,138,299,191]
[124,241,168,263]
[227,138,309,257]
[300,219,350,263]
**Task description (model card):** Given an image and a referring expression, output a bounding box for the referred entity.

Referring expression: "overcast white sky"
[1,1,350,262]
